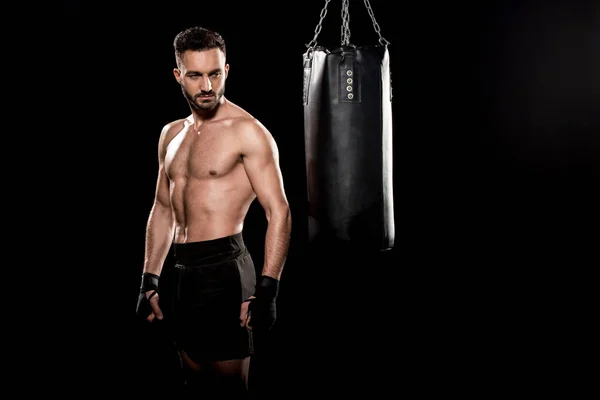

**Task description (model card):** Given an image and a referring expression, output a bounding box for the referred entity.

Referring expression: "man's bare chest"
[165,131,241,179]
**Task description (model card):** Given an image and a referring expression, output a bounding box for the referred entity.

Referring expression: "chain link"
[306,0,389,49]
[306,0,332,50]
[341,0,351,46]
[364,0,390,45]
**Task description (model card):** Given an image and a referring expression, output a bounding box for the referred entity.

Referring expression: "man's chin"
[195,100,217,110]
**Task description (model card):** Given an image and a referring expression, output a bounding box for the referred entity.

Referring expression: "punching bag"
[303,0,394,252]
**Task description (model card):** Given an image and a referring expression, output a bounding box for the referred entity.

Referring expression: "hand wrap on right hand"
[136,272,159,320]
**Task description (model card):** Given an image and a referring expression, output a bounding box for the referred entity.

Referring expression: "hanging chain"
[306,0,332,50]
[306,0,390,49]
[364,0,390,45]
[341,0,351,46]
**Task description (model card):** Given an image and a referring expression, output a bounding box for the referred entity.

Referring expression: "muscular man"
[135,26,291,397]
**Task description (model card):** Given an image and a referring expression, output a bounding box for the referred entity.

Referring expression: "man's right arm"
[137,124,176,321]
[142,185,173,277]
[143,124,175,277]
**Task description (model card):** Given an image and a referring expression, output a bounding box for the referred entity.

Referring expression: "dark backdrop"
[56,0,599,396]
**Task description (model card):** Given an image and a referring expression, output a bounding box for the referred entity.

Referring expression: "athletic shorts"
[171,232,256,362]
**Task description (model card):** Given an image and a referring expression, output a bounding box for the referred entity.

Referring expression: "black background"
[54,0,599,396]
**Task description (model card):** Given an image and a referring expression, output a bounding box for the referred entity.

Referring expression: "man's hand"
[240,296,255,329]
[245,276,279,331]
[136,272,163,322]
[146,291,163,322]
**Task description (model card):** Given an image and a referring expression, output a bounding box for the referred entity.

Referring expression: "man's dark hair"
[173,26,226,67]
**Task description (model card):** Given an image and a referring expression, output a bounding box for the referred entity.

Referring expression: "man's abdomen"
[171,180,254,243]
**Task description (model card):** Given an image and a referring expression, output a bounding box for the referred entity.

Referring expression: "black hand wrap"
[248,275,279,331]
[136,272,159,319]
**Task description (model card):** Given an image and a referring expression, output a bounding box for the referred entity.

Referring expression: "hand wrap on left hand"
[247,275,279,331]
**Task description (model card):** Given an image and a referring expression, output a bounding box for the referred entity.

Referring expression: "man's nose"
[200,76,212,92]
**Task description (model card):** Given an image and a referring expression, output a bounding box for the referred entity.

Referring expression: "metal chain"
[306,0,389,49]
[364,0,390,45]
[341,0,351,46]
[306,0,332,50]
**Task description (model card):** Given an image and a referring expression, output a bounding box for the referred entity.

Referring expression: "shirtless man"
[135,26,291,398]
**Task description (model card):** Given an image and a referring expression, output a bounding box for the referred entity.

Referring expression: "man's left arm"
[239,118,291,331]
[239,118,292,280]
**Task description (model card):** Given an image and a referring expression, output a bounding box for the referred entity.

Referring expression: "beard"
[182,84,225,112]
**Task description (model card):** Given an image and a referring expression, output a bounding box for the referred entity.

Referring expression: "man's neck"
[190,97,227,128]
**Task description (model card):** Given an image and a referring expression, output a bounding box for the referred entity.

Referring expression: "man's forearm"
[143,203,174,276]
[261,204,291,280]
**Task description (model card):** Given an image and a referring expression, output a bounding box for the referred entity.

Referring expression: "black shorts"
[170,232,256,362]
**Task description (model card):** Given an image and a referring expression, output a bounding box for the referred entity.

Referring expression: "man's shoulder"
[223,100,262,131]
[162,118,188,134]
[229,116,277,153]
[159,118,188,139]
[230,116,271,140]
[230,115,260,128]
[156,118,187,150]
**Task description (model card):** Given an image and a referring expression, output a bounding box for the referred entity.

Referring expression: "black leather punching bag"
[302,2,394,252]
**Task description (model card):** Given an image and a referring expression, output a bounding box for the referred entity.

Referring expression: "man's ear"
[173,68,181,83]
[225,64,229,78]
